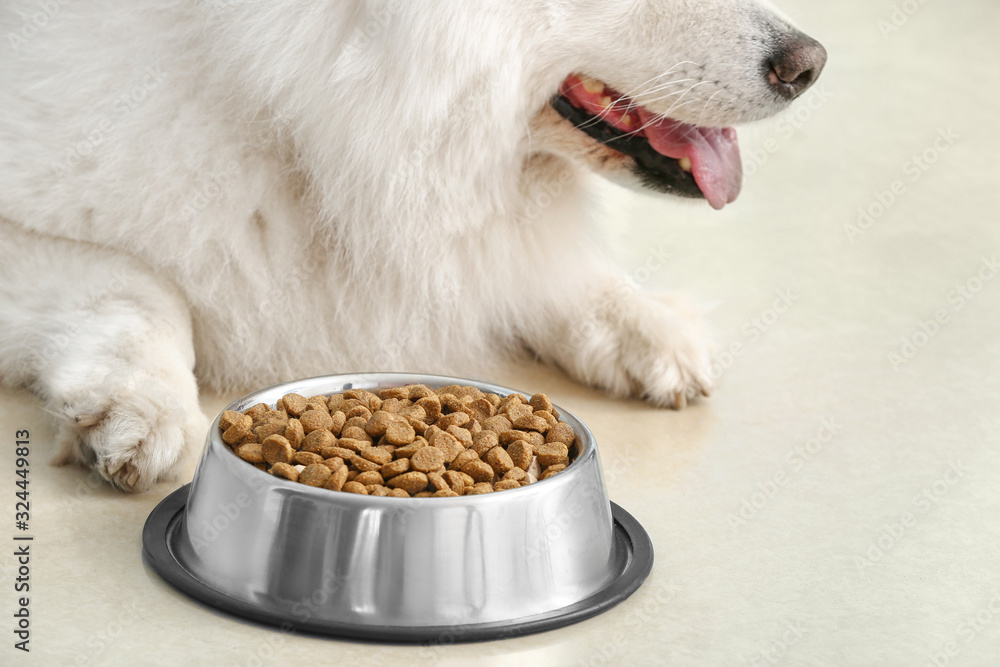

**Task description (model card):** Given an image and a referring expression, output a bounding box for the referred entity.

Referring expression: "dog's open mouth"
[552,74,742,210]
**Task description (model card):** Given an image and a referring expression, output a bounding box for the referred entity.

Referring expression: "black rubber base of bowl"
[142,484,654,644]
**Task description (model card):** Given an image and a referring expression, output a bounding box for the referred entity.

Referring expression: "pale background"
[2,0,999,665]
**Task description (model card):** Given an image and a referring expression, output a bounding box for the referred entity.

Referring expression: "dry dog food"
[219,384,577,497]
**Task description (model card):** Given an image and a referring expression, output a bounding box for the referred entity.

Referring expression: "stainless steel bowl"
[143,373,653,642]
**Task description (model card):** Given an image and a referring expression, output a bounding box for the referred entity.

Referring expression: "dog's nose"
[768,33,827,100]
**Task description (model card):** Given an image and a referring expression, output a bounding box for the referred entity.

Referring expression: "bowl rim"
[208,372,599,505]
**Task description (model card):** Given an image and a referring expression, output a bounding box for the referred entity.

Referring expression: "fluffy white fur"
[0,0,814,490]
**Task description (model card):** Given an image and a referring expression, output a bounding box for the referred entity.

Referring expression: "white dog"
[0,0,825,491]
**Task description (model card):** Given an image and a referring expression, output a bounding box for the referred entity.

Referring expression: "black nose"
[768,33,827,100]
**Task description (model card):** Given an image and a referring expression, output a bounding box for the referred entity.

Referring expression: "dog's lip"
[555,74,742,210]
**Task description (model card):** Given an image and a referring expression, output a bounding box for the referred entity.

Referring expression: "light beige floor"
[3,1,999,665]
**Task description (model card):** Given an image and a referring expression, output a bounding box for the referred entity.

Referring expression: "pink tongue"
[636,108,743,210]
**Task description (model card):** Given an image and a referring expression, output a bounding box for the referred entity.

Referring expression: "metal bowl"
[143,373,653,642]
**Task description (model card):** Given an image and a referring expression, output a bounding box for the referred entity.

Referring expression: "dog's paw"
[549,289,713,408]
[51,369,206,492]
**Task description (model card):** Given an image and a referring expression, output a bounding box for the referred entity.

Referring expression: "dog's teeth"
[622,115,634,127]
[599,95,613,109]
[679,156,692,172]
[580,76,605,95]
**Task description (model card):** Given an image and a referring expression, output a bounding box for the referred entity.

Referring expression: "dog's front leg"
[0,225,206,491]
[509,162,714,407]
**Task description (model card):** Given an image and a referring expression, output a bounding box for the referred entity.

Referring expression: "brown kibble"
[540,463,567,480]
[328,410,346,436]
[219,410,244,431]
[482,414,512,434]
[323,464,349,491]
[299,409,334,433]
[398,403,426,421]
[392,438,427,459]
[545,422,575,446]
[280,393,308,417]
[234,442,264,464]
[379,386,411,400]
[461,460,495,484]
[284,418,305,449]
[406,415,428,436]
[429,430,464,463]
[365,410,394,438]
[437,411,470,429]
[503,466,527,482]
[345,405,373,422]
[354,470,384,486]
[415,396,441,422]
[360,446,393,466]
[466,397,495,423]
[342,481,368,495]
[503,402,533,423]
[350,454,382,472]
[340,425,372,443]
[261,435,294,465]
[528,393,553,413]
[446,425,473,448]
[410,446,446,473]
[301,429,336,454]
[298,463,333,487]
[427,471,449,492]
[502,429,544,447]
[368,485,390,496]
[222,413,253,444]
[408,384,435,400]
[252,421,286,444]
[441,470,468,493]
[384,419,416,445]
[465,482,494,495]
[449,449,479,472]
[471,430,499,456]
[388,488,411,498]
[506,440,533,470]
[432,488,460,497]
[320,446,356,460]
[485,445,514,476]
[512,414,550,433]
[494,479,521,491]
[380,457,410,479]
[292,450,324,466]
[387,471,429,495]
[322,456,345,470]
[244,403,270,421]
[270,462,299,482]
[536,442,569,468]
[534,410,558,429]
[337,437,367,453]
